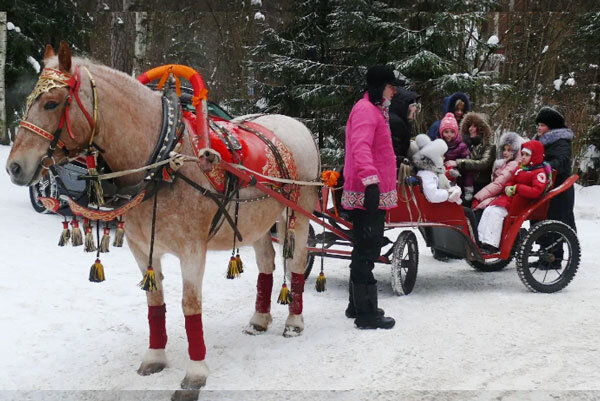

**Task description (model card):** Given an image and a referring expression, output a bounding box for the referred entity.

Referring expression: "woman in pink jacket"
[472,131,525,212]
[341,65,399,330]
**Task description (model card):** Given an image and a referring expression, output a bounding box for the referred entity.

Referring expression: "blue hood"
[442,92,472,114]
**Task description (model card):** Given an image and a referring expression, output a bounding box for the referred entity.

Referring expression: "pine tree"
[4,0,90,131]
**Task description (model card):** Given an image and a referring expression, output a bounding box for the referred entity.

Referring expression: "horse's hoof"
[181,360,209,389]
[180,376,207,389]
[171,389,200,401]
[137,361,167,376]
[283,325,303,338]
[243,324,268,335]
[137,348,168,376]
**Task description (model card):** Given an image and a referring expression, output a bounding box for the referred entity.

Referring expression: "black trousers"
[535,185,576,259]
[349,209,386,284]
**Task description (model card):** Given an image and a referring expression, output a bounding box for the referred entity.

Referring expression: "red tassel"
[71,218,83,247]
[58,220,70,247]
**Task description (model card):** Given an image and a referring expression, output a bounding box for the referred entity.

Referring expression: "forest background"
[1,0,600,184]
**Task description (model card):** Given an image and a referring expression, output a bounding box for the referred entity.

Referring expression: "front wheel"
[390,230,419,296]
[516,221,580,293]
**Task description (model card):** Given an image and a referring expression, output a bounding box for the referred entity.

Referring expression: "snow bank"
[575,183,600,220]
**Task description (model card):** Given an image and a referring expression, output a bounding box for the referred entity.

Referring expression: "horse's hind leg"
[245,231,275,334]
[129,239,169,376]
[283,187,316,337]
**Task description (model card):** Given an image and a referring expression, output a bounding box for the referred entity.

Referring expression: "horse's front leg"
[129,239,169,376]
[245,231,275,334]
[179,248,209,389]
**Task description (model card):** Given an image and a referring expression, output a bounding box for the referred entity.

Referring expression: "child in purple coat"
[438,112,474,198]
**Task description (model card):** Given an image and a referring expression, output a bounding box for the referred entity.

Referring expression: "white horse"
[5,41,319,389]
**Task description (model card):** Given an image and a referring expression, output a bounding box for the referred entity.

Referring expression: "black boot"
[352,282,395,329]
[345,279,384,318]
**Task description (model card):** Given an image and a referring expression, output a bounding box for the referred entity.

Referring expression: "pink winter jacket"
[342,93,398,210]
[472,158,520,210]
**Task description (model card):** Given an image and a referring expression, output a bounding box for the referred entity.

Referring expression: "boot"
[352,282,395,330]
[345,279,384,318]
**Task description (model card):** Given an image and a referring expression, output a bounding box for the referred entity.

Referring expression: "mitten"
[448,186,462,204]
[471,198,480,209]
[505,185,517,197]
[464,186,474,201]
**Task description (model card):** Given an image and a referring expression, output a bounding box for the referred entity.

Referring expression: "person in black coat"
[533,106,576,269]
[389,87,420,166]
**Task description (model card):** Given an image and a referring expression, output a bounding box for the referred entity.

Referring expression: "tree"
[0,12,8,145]
[3,0,90,131]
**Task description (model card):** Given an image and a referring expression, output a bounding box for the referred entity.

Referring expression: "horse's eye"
[44,101,59,110]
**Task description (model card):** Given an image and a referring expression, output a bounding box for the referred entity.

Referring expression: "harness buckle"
[40,155,56,170]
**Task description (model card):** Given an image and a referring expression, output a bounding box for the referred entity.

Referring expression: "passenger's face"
[521,152,532,166]
[454,105,465,121]
[537,123,550,136]
[442,129,455,142]
[502,145,512,159]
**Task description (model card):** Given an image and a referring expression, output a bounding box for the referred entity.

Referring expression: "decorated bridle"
[20,65,99,168]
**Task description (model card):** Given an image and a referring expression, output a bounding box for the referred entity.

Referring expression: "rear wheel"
[516,221,580,293]
[390,230,418,296]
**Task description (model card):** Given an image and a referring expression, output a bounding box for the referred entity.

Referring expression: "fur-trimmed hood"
[536,127,574,146]
[460,112,492,146]
[497,131,525,161]
[412,138,448,174]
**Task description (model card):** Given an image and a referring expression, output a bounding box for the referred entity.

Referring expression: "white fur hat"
[419,138,448,169]
[414,134,431,150]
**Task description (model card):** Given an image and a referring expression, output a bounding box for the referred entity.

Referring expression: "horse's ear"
[57,41,72,73]
[43,44,55,62]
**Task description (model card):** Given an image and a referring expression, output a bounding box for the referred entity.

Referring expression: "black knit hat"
[535,106,566,129]
[366,65,403,88]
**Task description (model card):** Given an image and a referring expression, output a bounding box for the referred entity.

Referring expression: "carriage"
[305,171,580,295]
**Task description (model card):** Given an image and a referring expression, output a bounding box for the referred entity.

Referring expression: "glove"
[464,186,474,202]
[505,185,517,197]
[471,198,480,209]
[364,184,380,213]
[445,160,458,168]
[448,186,462,204]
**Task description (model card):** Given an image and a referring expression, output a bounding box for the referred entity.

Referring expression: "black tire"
[467,227,527,272]
[390,230,419,296]
[304,224,316,280]
[29,170,59,214]
[516,221,580,293]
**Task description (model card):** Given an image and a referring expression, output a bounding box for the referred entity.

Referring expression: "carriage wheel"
[516,221,580,293]
[390,230,419,296]
[467,227,527,272]
[304,225,316,280]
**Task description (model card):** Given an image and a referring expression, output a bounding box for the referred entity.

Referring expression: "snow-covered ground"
[1,144,600,400]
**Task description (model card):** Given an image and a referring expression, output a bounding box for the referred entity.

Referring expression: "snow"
[251,0,262,5]
[553,75,563,91]
[566,77,576,86]
[26,56,41,73]
[254,12,265,21]
[1,145,600,398]
[487,35,499,45]
[7,21,15,30]
[578,146,600,174]
[542,45,549,54]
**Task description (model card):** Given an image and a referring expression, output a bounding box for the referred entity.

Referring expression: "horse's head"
[6,41,95,186]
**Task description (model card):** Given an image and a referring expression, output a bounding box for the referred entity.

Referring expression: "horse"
[5,41,319,389]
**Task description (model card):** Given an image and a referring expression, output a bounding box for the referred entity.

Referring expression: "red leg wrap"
[148,304,167,349]
[289,272,305,315]
[255,273,273,313]
[185,314,206,361]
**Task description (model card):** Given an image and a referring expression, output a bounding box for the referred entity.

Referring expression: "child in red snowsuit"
[478,140,549,252]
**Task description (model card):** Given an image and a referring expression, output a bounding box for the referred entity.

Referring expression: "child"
[411,134,462,204]
[477,140,548,252]
[472,131,525,211]
[438,113,474,199]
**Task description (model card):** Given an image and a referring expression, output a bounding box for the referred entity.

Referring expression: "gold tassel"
[84,225,97,252]
[139,266,157,291]
[58,220,70,247]
[226,256,240,279]
[71,218,83,247]
[89,258,105,282]
[235,252,244,274]
[315,272,327,292]
[277,283,293,305]
[86,152,104,207]
[113,220,125,247]
[99,227,110,253]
